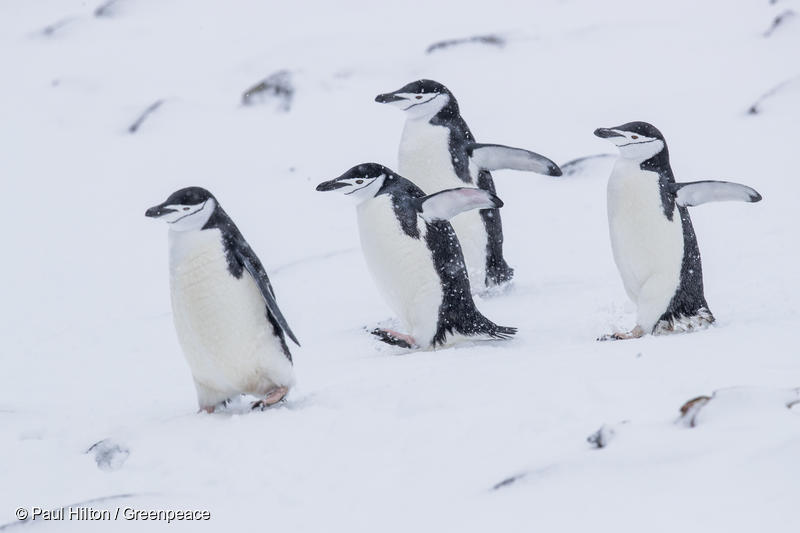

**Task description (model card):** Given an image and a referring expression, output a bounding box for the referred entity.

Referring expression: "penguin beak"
[594,128,624,139]
[315,179,349,192]
[145,204,176,218]
[375,92,404,104]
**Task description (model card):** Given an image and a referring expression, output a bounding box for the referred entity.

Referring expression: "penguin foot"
[598,326,645,341]
[485,262,514,289]
[371,328,417,349]
[251,387,289,411]
[197,397,232,414]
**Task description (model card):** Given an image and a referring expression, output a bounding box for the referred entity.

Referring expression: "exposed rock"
[95,0,123,17]
[242,70,293,111]
[41,18,73,37]
[763,9,796,37]
[128,99,164,134]
[492,473,526,490]
[86,439,130,471]
[426,34,505,54]
[747,75,800,115]
[586,420,628,448]
[677,395,712,428]
[677,387,800,428]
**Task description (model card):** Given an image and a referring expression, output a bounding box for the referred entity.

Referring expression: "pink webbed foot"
[371,328,418,349]
[597,326,645,342]
[251,386,289,411]
[198,397,232,414]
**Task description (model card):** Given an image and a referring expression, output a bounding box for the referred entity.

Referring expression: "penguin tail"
[653,308,715,335]
[471,310,517,340]
[433,313,517,347]
[483,323,517,340]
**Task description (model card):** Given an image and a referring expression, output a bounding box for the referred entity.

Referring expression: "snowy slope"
[1,0,798,531]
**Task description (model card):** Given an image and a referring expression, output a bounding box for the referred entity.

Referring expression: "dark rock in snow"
[586,421,627,448]
[242,70,294,111]
[426,34,505,54]
[677,395,712,428]
[763,9,796,37]
[128,99,164,134]
[492,473,526,490]
[678,387,800,428]
[746,75,800,115]
[86,439,130,471]
[95,0,123,18]
[41,18,73,37]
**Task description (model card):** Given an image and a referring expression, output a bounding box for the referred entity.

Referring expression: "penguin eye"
[355,179,364,184]
[631,135,639,139]
[415,95,423,100]
[183,207,191,211]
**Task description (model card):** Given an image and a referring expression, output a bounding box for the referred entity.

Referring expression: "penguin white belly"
[607,161,684,329]
[398,118,488,290]
[168,229,294,407]
[357,195,442,346]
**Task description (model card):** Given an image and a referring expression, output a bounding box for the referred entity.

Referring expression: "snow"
[1,0,798,531]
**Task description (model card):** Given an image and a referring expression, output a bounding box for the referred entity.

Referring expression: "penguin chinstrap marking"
[145,187,299,412]
[316,163,517,350]
[375,79,562,291]
[594,122,762,340]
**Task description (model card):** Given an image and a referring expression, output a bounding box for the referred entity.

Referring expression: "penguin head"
[594,122,666,161]
[375,79,453,118]
[316,163,389,202]
[145,187,217,231]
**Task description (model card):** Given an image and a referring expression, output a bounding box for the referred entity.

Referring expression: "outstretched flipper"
[559,153,616,176]
[466,143,562,176]
[669,180,762,207]
[234,247,300,346]
[414,187,503,223]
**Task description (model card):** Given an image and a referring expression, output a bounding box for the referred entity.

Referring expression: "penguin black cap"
[145,187,214,218]
[594,121,665,140]
[375,79,451,103]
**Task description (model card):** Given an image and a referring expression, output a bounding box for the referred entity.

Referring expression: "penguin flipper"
[466,143,562,176]
[669,180,762,207]
[415,187,503,223]
[235,248,300,346]
[559,153,616,176]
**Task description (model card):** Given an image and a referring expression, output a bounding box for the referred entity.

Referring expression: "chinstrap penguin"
[316,163,517,350]
[145,187,299,411]
[595,122,762,340]
[375,79,562,291]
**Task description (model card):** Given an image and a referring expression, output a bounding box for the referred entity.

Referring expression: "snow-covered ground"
[1,0,798,531]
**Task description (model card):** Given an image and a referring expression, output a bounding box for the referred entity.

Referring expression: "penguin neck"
[202,206,236,233]
[639,145,673,181]
[173,205,246,277]
[637,145,678,220]
[376,173,425,199]
[429,96,461,124]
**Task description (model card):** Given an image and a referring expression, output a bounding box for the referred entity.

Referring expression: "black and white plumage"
[594,122,762,339]
[375,79,561,290]
[316,163,516,350]
[145,187,298,411]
